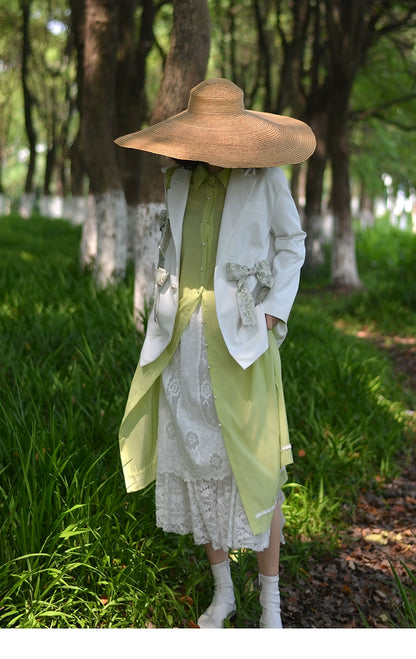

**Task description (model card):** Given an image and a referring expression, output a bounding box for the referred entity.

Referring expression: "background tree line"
[1,0,416,323]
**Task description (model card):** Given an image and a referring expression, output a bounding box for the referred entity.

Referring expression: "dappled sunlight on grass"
[0,214,414,627]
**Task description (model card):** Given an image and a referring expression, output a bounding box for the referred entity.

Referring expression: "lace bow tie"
[225,260,274,327]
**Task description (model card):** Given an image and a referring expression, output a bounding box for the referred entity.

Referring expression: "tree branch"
[351,92,416,122]
[367,113,416,131]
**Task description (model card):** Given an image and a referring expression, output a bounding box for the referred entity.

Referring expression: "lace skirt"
[155,306,284,552]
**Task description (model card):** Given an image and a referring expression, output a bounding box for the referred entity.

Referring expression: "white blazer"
[139,166,305,370]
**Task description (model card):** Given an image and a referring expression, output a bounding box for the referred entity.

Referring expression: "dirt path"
[281,335,416,628]
[282,447,416,627]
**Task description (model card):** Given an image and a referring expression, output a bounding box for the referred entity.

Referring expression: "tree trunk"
[358,181,375,229]
[328,106,362,290]
[43,142,56,197]
[304,111,329,270]
[253,0,273,111]
[116,0,155,205]
[139,0,211,204]
[275,0,310,115]
[80,193,98,267]
[323,0,369,289]
[133,0,211,330]
[69,0,88,225]
[70,133,88,225]
[115,0,157,262]
[20,0,37,214]
[80,0,128,286]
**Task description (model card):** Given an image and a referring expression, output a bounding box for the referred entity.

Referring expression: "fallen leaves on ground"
[278,328,416,628]
[281,444,416,628]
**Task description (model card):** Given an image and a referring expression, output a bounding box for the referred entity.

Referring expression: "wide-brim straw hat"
[115,78,316,168]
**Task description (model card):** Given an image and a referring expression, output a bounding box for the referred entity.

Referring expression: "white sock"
[197,559,236,628]
[259,573,282,628]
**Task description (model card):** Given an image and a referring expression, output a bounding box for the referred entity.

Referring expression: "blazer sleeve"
[261,168,306,324]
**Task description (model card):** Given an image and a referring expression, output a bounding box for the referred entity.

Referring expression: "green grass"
[388,556,416,628]
[0,213,415,628]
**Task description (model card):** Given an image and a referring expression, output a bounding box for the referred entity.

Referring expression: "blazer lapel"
[166,167,192,269]
[166,167,258,267]
[216,168,258,262]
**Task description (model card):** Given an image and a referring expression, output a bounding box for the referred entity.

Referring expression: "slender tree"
[0,7,20,205]
[115,0,157,260]
[303,0,329,269]
[116,0,156,205]
[69,0,89,226]
[19,0,37,216]
[323,0,368,289]
[294,0,416,287]
[132,0,211,329]
[28,11,76,213]
[138,0,211,203]
[323,0,416,288]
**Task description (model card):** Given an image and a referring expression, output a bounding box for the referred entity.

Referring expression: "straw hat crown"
[187,78,245,115]
[115,78,316,168]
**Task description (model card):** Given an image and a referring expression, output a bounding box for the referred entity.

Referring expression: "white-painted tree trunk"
[94,189,128,288]
[68,196,87,226]
[127,204,139,262]
[80,194,98,270]
[19,193,35,218]
[331,215,362,289]
[134,202,163,332]
[39,196,64,218]
[305,212,327,268]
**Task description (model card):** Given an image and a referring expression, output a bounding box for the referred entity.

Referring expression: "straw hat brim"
[115,107,316,168]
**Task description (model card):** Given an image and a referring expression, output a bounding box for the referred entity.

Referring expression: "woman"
[115,78,315,628]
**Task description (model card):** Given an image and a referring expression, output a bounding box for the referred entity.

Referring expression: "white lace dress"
[155,305,285,552]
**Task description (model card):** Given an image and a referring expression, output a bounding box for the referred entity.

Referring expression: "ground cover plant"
[0,213,414,628]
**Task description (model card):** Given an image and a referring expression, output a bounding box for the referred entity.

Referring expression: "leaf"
[364,533,388,545]
[59,524,89,539]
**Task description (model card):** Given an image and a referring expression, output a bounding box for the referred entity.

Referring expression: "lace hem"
[155,472,285,552]
[156,305,286,551]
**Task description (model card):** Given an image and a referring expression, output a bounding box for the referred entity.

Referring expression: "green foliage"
[351,31,416,195]
[356,218,416,318]
[308,217,416,338]
[282,305,406,497]
[2,0,416,205]
[0,3,25,195]
[0,0,76,198]
[0,215,414,628]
